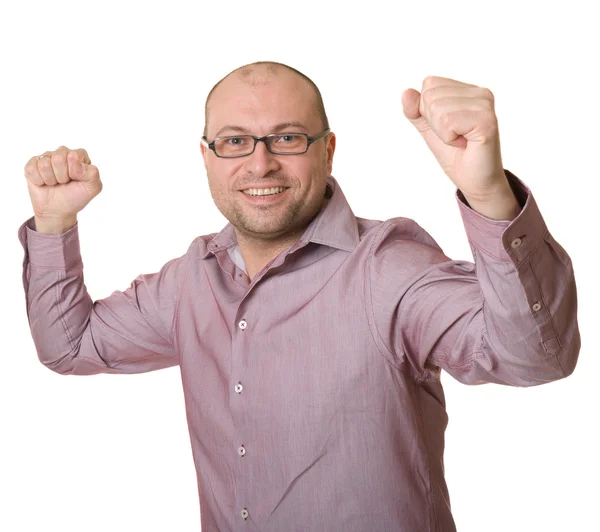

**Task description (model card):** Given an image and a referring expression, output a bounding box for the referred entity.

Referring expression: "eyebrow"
[213,121,309,138]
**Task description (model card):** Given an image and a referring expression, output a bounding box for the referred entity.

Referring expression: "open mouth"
[241,186,288,197]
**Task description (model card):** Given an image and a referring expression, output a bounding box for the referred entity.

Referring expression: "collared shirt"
[18,172,580,531]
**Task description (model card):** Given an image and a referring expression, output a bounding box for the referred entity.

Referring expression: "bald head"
[203,61,329,138]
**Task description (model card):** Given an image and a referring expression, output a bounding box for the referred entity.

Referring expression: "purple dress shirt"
[18,171,580,531]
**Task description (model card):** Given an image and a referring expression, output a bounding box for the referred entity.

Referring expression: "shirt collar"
[201,175,359,258]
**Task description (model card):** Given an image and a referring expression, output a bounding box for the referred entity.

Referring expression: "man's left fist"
[402,76,508,201]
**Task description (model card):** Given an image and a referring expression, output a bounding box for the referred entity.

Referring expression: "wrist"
[462,186,521,221]
[34,215,78,234]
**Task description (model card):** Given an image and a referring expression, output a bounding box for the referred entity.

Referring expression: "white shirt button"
[511,237,522,249]
[241,508,249,519]
[235,383,243,393]
[238,319,247,330]
[532,302,542,311]
[238,445,246,456]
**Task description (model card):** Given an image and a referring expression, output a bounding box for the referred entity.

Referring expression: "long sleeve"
[366,171,580,386]
[18,216,189,376]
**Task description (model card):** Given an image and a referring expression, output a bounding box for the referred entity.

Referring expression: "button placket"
[233,310,253,520]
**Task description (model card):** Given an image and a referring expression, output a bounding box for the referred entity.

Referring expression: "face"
[201,68,336,243]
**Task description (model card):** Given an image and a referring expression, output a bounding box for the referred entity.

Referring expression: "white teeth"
[242,187,286,196]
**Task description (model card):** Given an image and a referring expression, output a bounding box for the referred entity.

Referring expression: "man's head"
[201,61,336,243]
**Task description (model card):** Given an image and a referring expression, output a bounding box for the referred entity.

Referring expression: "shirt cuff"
[455,170,549,264]
[18,216,82,269]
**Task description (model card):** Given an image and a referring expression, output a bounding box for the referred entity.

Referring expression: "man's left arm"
[455,169,580,384]
[366,169,580,386]
[372,76,581,384]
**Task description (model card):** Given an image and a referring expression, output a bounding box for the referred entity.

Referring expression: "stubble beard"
[231,196,302,241]
[209,168,327,243]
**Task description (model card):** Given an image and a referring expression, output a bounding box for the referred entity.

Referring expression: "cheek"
[207,162,239,189]
[206,171,229,204]
[299,157,323,180]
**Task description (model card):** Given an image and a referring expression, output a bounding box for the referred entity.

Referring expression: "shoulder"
[151,231,219,283]
[357,216,446,268]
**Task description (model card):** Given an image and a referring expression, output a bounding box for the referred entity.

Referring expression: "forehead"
[207,70,320,135]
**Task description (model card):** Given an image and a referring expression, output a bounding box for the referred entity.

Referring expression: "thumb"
[401,88,430,135]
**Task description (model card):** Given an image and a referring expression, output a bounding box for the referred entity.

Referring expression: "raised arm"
[365,77,580,384]
[367,172,580,385]
[20,146,188,375]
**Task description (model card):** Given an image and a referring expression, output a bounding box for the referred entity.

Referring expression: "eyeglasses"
[201,128,331,158]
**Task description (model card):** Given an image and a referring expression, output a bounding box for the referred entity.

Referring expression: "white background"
[1,1,597,530]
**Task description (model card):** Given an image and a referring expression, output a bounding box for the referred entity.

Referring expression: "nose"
[242,138,281,177]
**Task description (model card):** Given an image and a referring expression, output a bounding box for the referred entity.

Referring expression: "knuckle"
[428,98,441,114]
[440,112,453,127]
[51,153,68,172]
[76,148,90,163]
[481,87,494,99]
[422,76,437,91]
[24,166,36,180]
[422,76,432,88]
[478,87,495,105]
[24,157,37,173]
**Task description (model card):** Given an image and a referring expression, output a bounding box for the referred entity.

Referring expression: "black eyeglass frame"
[201,128,331,158]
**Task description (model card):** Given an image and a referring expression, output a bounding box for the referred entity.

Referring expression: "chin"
[239,222,293,239]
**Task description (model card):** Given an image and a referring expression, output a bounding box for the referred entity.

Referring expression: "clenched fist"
[24,146,102,233]
[401,76,506,200]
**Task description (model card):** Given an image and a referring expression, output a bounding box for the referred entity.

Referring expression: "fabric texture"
[18,171,580,531]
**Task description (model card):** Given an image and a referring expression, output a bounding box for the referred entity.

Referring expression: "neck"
[236,228,305,281]
[236,187,332,280]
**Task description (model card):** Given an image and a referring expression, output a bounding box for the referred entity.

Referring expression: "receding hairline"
[203,61,329,138]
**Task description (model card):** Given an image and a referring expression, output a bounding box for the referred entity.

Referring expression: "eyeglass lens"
[214,134,308,157]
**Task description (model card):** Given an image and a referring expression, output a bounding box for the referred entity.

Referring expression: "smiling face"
[201,64,336,244]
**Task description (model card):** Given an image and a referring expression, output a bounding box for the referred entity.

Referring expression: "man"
[19,61,580,531]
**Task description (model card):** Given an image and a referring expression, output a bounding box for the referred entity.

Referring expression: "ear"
[200,141,209,171]
[325,132,336,175]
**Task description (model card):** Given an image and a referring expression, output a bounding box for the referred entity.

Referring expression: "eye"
[277,134,300,143]
[226,137,248,145]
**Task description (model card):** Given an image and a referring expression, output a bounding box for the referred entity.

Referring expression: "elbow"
[38,346,109,376]
[39,350,80,375]
[526,330,581,387]
[556,329,581,380]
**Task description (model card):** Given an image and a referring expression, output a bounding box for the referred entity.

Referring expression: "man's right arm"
[18,216,187,375]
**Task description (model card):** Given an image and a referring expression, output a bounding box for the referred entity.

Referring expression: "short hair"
[203,61,329,138]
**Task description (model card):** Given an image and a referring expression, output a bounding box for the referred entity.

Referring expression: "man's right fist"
[24,146,103,228]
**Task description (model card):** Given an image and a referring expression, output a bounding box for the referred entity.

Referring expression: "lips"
[241,186,287,197]
[239,185,289,192]
[238,187,289,203]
